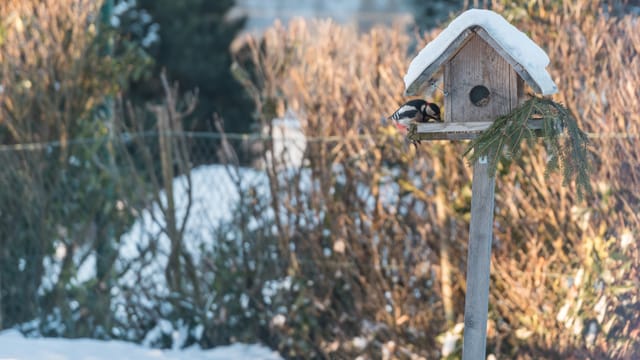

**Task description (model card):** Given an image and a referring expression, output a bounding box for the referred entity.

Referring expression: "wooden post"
[461,155,496,360]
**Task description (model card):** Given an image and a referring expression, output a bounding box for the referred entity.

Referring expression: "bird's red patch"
[395,122,408,133]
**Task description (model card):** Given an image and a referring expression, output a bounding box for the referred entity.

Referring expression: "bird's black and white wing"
[389,100,425,126]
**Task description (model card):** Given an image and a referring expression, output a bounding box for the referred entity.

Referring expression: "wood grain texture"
[475,29,544,95]
[444,61,452,123]
[413,132,481,141]
[413,119,544,140]
[461,157,496,360]
[445,31,518,123]
[405,29,474,96]
[416,121,493,133]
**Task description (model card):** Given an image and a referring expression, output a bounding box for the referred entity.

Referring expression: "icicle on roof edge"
[404,9,558,96]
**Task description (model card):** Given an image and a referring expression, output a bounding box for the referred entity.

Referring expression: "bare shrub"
[234,2,640,357]
[0,0,147,334]
[234,19,473,359]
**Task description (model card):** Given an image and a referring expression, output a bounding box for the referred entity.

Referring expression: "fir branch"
[465,96,592,199]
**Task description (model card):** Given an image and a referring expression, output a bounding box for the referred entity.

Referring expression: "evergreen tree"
[409,0,463,30]
[121,0,253,135]
[0,0,149,332]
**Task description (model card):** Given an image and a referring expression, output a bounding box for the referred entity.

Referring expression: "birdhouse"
[404,9,558,139]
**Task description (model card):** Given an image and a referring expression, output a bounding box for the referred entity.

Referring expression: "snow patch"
[267,114,307,170]
[113,164,271,329]
[0,329,282,360]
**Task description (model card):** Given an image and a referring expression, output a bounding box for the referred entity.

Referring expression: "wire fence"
[0,130,638,357]
[0,132,225,327]
[1,130,638,152]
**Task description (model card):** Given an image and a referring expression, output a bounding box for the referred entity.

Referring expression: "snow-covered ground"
[116,164,270,290]
[0,330,282,360]
[111,164,275,346]
[23,117,409,356]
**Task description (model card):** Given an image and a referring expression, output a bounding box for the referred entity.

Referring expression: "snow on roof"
[404,9,558,96]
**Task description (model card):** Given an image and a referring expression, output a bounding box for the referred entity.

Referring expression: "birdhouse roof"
[404,9,558,96]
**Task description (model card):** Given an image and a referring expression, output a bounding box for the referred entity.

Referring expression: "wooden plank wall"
[444,33,518,123]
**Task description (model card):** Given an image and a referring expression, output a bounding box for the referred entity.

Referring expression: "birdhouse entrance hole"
[469,85,490,107]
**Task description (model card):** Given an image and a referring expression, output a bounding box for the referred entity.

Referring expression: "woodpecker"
[389,99,441,132]
[388,99,441,147]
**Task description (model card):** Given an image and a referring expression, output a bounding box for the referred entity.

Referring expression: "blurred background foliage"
[117,0,255,135]
[0,0,639,359]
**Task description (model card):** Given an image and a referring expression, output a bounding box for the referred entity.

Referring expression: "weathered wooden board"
[461,156,496,360]
[411,119,544,140]
[412,122,492,140]
[445,31,518,123]
[404,28,475,97]
[416,121,494,133]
